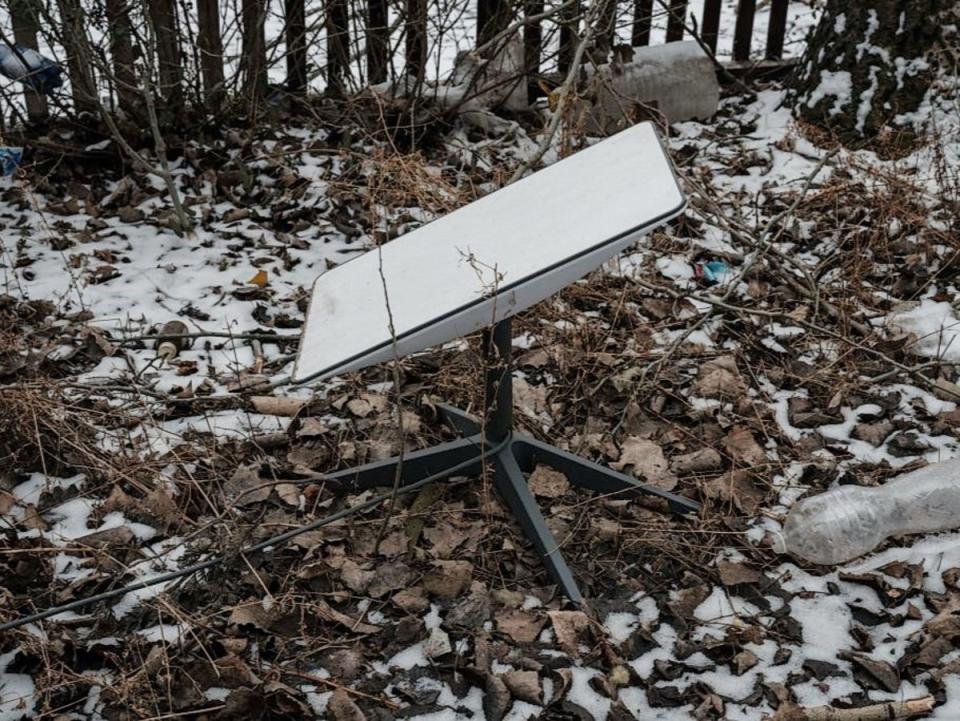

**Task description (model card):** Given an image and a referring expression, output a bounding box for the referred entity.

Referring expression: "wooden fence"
[3,0,796,125]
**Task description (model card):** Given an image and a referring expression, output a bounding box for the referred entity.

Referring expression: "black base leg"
[436,403,482,436]
[493,445,584,603]
[511,435,701,515]
[323,435,486,490]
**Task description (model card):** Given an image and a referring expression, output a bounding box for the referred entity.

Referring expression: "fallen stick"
[771,696,934,721]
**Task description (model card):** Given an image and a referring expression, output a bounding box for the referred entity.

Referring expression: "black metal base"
[322,406,700,603]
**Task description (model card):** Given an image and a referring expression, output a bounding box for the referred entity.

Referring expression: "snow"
[604,612,641,645]
[805,70,853,116]
[0,652,35,721]
[136,623,190,643]
[887,300,960,361]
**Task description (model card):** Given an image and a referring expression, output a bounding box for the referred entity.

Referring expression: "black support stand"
[322,318,701,602]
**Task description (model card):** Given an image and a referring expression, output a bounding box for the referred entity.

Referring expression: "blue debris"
[0,43,63,95]
[0,147,23,176]
[694,260,731,284]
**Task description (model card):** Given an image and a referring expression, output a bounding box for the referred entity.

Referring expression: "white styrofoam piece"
[292,121,684,384]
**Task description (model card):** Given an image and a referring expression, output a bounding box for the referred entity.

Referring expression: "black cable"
[0,435,508,633]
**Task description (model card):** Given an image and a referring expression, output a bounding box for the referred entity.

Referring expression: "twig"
[770,696,934,721]
[508,2,603,183]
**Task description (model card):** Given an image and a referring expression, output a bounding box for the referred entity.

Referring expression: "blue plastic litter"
[0,147,23,176]
[0,43,62,95]
[695,260,731,284]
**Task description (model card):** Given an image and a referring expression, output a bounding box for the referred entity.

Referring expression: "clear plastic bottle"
[771,459,960,565]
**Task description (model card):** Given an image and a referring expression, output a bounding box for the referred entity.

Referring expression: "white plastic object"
[771,458,960,565]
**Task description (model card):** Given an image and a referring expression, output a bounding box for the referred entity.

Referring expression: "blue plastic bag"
[0,43,62,95]
[0,148,23,176]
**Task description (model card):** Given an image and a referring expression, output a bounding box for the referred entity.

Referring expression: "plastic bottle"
[156,320,190,362]
[771,458,960,565]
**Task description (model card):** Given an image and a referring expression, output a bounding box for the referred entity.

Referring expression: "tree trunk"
[366,0,389,83]
[241,0,268,106]
[9,0,48,122]
[285,0,307,91]
[197,0,225,106]
[55,0,98,115]
[790,0,957,143]
[326,0,350,96]
[104,0,140,118]
[147,0,184,115]
[405,0,427,80]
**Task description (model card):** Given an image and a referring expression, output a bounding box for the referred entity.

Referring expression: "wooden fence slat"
[631,0,652,46]
[765,0,789,59]
[524,0,542,102]
[557,0,579,73]
[665,0,687,42]
[732,0,755,61]
[477,0,511,47]
[700,0,721,53]
[594,0,617,61]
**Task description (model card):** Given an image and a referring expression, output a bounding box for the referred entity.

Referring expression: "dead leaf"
[20,504,48,531]
[514,377,550,423]
[367,561,415,598]
[842,652,899,692]
[423,560,473,599]
[424,627,452,658]
[668,584,710,618]
[547,610,591,657]
[327,689,366,721]
[528,465,570,498]
[392,587,429,614]
[346,393,388,418]
[249,269,269,287]
[671,447,723,475]
[76,526,135,549]
[340,559,374,593]
[692,356,747,399]
[717,558,763,586]
[422,521,475,558]
[224,463,270,506]
[313,599,381,635]
[228,598,276,631]
[502,670,542,704]
[732,649,759,675]
[484,673,511,721]
[496,609,546,644]
[612,437,676,490]
[702,470,765,514]
[275,483,301,506]
[723,426,766,467]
